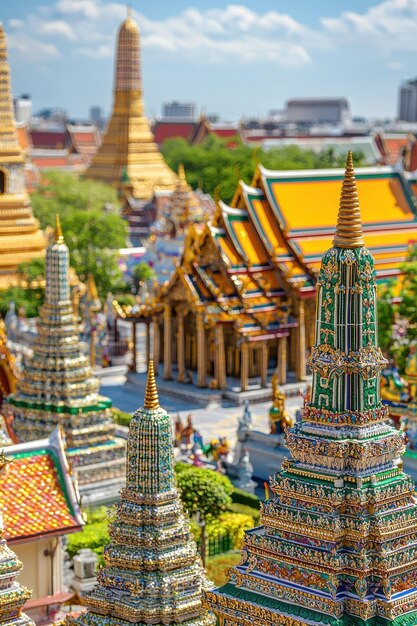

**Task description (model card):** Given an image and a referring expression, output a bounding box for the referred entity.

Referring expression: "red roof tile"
[0,450,81,543]
[153,122,197,144]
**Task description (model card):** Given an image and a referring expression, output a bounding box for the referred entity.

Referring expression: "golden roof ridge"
[333,150,364,249]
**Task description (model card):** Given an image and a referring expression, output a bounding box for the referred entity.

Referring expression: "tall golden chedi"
[86,10,177,200]
[67,361,214,626]
[204,153,417,625]
[0,24,45,286]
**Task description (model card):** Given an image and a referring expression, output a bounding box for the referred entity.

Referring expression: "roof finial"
[55,214,64,244]
[126,4,132,18]
[144,360,159,410]
[333,150,364,249]
[178,163,186,180]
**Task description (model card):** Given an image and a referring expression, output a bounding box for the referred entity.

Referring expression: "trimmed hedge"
[231,487,260,510]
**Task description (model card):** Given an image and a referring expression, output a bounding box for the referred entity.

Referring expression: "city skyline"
[4,0,417,121]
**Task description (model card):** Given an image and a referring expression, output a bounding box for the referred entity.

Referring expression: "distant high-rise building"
[89,105,104,129]
[398,78,417,122]
[13,93,32,124]
[285,97,350,125]
[162,100,197,120]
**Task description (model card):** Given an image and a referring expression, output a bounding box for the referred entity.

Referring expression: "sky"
[4,0,417,121]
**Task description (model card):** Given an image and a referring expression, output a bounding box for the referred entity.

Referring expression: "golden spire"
[144,360,159,410]
[333,151,364,249]
[178,163,186,181]
[55,214,64,244]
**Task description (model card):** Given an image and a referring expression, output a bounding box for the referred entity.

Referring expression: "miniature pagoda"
[86,9,177,200]
[0,24,45,287]
[6,217,125,502]
[203,152,417,625]
[67,361,214,626]
[0,451,34,626]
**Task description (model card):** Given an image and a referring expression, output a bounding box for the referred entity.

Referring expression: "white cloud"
[6,1,327,68]
[322,0,417,51]
[7,32,59,61]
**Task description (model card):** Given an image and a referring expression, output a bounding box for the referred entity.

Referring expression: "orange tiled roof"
[0,449,81,543]
[257,164,417,281]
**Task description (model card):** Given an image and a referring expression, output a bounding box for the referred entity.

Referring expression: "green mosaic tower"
[67,361,214,626]
[6,217,125,496]
[203,152,417,625]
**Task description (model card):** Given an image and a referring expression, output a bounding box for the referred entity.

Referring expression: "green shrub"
[228,502,260,525]
[176,467,232,518]
[231,487,260,509]
[111,407,132,427]
[205,512,254,549]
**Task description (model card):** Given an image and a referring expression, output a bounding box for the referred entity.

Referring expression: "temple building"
[5,217,126,504]
[203,152,417,624]
[0,451,34,626]
[67,361,214,626]
[0,24,45,287]
[0,429,83,618]
[120,154,417,392]
[85,10,178,200]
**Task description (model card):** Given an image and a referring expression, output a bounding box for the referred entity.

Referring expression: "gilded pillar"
[296,299,306,382]
[196,311,206,388]
[240,342,249,392]
[215,324,227,389]
[277,336,287,385]
[145,322,151,365]
[131,322,137,373]
[177,307,186,383]
[152,315,160,374]
[163,304,172,380]
[260,342,268,387]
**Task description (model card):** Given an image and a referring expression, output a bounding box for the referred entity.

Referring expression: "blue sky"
[4,0,417,120]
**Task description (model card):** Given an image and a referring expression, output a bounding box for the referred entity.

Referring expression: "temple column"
[152,315,160,374]
[241,342,249,392]
[260,342,268,387]
[145,322,151,365]
[163,304,172,380]
[215,324,227,389]
[131,322,137,373]
[296,299,306,382]
[196,311,206,388]
[277,336,287,385]
[177,307,186,383]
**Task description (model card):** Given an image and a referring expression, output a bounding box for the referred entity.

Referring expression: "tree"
[30,172,128,299]
[175,466,233,518]
[31,171,119,230]
[132,262,156,294]
[161,135,366,205]
[377,282,396,354]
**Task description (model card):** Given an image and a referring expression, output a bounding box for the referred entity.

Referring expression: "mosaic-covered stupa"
[67,361,214,626]
[203,152,417,625]
[0,24,45,287]
[0,452,34,626]
[6,217,125,499]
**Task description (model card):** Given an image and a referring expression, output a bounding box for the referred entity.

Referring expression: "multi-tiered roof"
[204,152,417,625]
[6,218,125,497]
[86,10,177,200]
[67,361,214,625]
[0,24,45,286]
[0,452,34,626]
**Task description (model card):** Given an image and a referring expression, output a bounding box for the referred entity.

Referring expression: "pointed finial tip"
[55,214,64,244]
[178,163,185,179]
[144,360,160,410]
[332,150,364,249]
